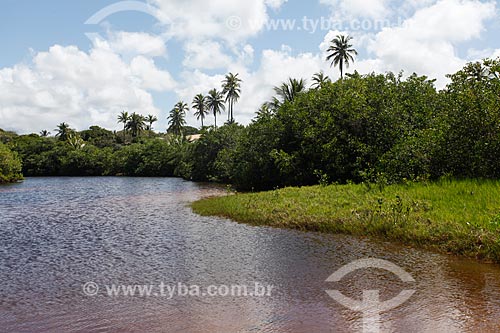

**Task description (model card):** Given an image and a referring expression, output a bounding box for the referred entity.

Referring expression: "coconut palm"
[326,35,358,79]
[125,113,146,138]
[274,78,307,104]
[55,123,72,141]
[206,89,226,129]
[117,111,130,139]
[145,114,158,131]
[222,72,242,123]
[192,94,209,128]
[168,102,188,136]
[311,71,331,89]
[40,130,51,137]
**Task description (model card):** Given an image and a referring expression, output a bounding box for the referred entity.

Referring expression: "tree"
[145,115,158,131]
[40,130,51,137]
[274,78,306,104]
[311,71,331,89]
[168,102,188,136]
[0,142,23,183]
[206,89,226,129]
[80,126,116,148]
[222,73,242,123]
[125,113,146,138]
[55,123,72,141]
[192,94,209,128]
[326,35,358,79]
[117,111,130,139]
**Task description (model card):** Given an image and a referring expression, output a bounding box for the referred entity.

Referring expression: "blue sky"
[1,0,499,133]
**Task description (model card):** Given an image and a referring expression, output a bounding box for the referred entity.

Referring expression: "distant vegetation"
[0,142,22,183]
[1,35,500,191]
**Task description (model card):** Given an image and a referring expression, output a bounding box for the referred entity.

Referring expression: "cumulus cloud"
[149,0,287,42]
[183,40,233,69]
[365,0,496,87]
[107,31,167,57]
[320,0,391,19]
[0,44,175,133]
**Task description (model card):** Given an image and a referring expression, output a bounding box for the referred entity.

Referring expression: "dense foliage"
[2,59,499,189]
[0,141,23,183]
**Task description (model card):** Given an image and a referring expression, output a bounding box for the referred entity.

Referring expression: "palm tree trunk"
[230,100,234,122]
[201,117,204,128]
[214,114,217,129]
[340,60,344,80]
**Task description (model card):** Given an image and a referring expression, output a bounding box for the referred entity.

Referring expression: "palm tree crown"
[117,111,130,139]
[274,78,307,105]
[222,72,242,123]
[40,130,51,137]
[55,123,72,141]
[168,102,188,136]
[125,113,146,138]
[192,94,209,128]
[145,114,158,131]
[206,89,226,129]
[311,71,331,89]
[326,35,358,79]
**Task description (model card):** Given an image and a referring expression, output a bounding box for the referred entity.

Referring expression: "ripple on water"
[2,177,500,332]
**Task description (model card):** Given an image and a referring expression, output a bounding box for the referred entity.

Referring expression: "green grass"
[192,180,500,262]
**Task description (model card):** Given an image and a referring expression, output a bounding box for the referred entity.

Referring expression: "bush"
[0,142,23,183]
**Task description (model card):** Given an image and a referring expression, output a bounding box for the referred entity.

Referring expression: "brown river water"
[1,177,500,333]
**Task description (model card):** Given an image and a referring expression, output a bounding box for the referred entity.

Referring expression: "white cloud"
[183,40,233,69]
[0,44,175,133]
[108,31,167,57]
[130,56,176,91]
[149,0,287,42]
[364,0,496,87]
[320,0,391,19]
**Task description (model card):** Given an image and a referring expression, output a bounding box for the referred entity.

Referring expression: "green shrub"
[0,142,23,183]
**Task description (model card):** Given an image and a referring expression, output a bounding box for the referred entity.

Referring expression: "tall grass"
[192,180,500,262]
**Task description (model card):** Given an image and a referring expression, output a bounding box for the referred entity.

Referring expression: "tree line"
[2,35,500,190]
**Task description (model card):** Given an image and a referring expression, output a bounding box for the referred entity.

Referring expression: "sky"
[0,0,499,134]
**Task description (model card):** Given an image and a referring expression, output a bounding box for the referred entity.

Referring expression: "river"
[1,177,500,332]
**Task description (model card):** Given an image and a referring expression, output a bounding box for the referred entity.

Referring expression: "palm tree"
[311,71,331,89]
[145,114,158,131]
[222,73,242,123]
[206,89,226,129]
[192,94,209,128]
[55,123,72,141]
[255,103,274,121]
[274,78,307,104]
[40,130,50,137]
[117,111,130,139]
[168,102,188,136]
[125,113,146,138]
[326,35,358,79]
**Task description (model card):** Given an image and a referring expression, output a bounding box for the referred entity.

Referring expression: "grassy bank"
[192,180,500,262]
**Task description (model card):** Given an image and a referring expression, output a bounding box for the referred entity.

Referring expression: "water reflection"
[1,178,500,332]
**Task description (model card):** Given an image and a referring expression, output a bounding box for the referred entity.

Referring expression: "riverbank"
[192,180,500,263]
